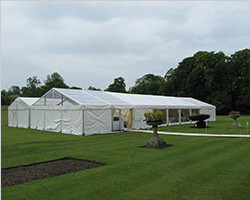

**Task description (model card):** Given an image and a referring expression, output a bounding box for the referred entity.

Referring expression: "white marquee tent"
[8,97,39,128]
[22,88,216,136]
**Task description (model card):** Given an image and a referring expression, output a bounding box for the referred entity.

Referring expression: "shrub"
[144,110,164,121]
[229,111,240,117]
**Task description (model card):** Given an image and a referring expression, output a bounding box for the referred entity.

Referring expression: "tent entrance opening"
[113,109,121,131]
[112,109,133,131]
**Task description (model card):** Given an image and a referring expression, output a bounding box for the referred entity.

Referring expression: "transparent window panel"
[181,109,190,122]
[192,109,200,116]
[113,109,120,121]
[33,90,78,106]
[169,109,179,123]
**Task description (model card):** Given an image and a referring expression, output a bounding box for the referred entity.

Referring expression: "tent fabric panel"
[30,109,45,130]
[30,109,38,129]
[200,108,216,121]
[182,98,216,109]
[17,110,29,128]
[62,110,82,135]
[84,109,112,135]
[44,110,62,132]
[8,109,18,127]
[20,97,39,106]
[132,108,152,129]
[31,105,83,110]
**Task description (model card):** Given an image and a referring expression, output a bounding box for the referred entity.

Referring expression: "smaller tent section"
[8,97,39,128]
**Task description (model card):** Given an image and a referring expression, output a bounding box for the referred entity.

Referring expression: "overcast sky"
[1,1,250,91]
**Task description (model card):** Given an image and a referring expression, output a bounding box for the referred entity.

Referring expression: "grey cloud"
[1,1,249,90]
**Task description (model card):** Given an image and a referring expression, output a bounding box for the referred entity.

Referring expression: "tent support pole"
[190,109,192,124]
[82,108,85,135]
[111,108,114,131]
[60,109,63,133]
[28,108,31,128]
[179,109,181,124]
[119,109,122,131]
[166,109,169,126]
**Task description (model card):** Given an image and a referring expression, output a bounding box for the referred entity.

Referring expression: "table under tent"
[27,88,216,136]
[8,97,39,128]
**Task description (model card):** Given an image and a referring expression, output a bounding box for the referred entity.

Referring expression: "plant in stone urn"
[144,110,167,149]
[229,111,241,129]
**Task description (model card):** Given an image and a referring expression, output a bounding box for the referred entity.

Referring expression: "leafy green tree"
[1,86,21,105]
[129,74,165,95]
[9,86,21,96]
[88,86,101,91]
[70,86,82,90]
[1,89,9,105]
[21,76,42,97]
[228,49,250,113]
[105,77,127,93]
[44,72,69,92]
[162,51,231,113]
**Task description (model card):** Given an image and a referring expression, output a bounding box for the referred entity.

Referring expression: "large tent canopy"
[9,88,216,136]
[34,88,213,109]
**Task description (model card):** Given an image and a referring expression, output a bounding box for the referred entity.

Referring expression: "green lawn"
[1,107,250,200]
[158,115,250,135]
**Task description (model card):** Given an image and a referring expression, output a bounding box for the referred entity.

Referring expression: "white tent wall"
[30,106,83,135]
[30,108,45,130]
[200,107,216,121]
[8,97,39,128]
[8,109,18,127]
[84,109,112,135]
[17,109,30,128]
[44,109,62,132]
[62,109,83,135]
[133,108,152,129]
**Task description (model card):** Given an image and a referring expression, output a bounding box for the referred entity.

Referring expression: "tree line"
[2,49,249,114]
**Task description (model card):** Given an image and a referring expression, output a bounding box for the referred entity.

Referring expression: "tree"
[9,86,21,96]
[1,86,21,105]
[88,86,101,91]
[105,77,127,93]
[21,76,42,97]
[70,86,82,90]
[1,89,9,105]
[129,74,164,95]
[162,51,231,114]
[228,49,250,113]
[44,72,69,92]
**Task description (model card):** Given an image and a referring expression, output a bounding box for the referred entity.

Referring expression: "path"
[129,129,250,138]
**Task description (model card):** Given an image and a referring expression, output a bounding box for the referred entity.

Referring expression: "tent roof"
[9,97,40,109]
[179,97,216,109]
[35,88,215,109]
[18,97,40,106]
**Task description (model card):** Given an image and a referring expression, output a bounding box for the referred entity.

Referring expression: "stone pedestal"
[230,115,241,129]
[145,122,167,149]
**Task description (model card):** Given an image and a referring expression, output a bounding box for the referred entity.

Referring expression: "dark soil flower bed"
[1,157,104,188]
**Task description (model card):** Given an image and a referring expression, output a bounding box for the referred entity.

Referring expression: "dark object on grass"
[229,111,241,129]
[145,120,167,149]
[2,157,104,188]
[189,114,210,128]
